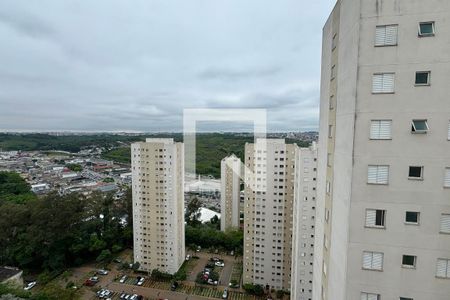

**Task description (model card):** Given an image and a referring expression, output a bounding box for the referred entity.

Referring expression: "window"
[402,255,417,268]
[400,298,413,300]
[328,125,333,138]
[411,120,429,133]
[372,73,395,93]
[365,209,386,228]
[363,251,383,271]
[332,33,337,50]
[415,71,430,85]
[375,24,398,46]
[447,121,450,140]
[444,168,450,188]
[440,214,450,234]
[331,65,336,80]
[436,258,450,278]
[329,95,334,110]
[419,22,435,37]
[370,120,392,139]
[408,166,423,179]
[368,165,389,184]
[405,211,420,224]
[361,292,380,300]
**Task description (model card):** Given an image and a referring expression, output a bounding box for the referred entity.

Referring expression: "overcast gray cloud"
[0,0,335,132]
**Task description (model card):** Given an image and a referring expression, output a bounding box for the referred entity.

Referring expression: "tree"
[185,196,202,226]
[0,172,36,204]
[65,164,82,172]
[96,249,112,264]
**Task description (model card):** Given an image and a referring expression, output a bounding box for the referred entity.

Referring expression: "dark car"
[171,281,179,291]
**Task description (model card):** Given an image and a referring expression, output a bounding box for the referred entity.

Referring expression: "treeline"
[0,172,132,275]
[0,172,36,204]
[185,225,243,254]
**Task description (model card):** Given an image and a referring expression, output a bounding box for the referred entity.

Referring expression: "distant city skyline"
[0,0,335,132]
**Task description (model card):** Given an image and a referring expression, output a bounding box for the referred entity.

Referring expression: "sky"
[0,0,335,132]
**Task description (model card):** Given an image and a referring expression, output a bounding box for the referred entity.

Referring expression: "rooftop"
[0,266,22,282]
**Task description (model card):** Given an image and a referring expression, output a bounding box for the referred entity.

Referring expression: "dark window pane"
[415,72,429,84]
[405,211,419,223]
[375,210,385,226]
[402,255,416,266]
[409,166,422,178]
[420,23,434,35]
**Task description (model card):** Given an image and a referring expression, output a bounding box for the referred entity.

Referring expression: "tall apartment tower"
[220,154,242,231]
[131,138,185,274]
[314,1,450,300]
[243,139,296,290]
[291,142,318,300]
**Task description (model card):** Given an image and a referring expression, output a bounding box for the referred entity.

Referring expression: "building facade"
[291,142,318,300]
[314,1,450,299]
[243,139,296,290]
[220,154,242,231]
[131,138,185,274]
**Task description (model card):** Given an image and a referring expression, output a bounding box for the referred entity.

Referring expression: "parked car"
[196,246,201,252]
[230,251,234,256]
[90,276,99,282]
[24,282,36,290]
[137,277,145,286]
[119,275,127,283]
[97,269,109,275]
[84,279,96,286]
[185,254,191,261]
[215,261,225,267]
[119,292,127,299]
[129,295,138,300]
[222,288,228,299]
[211,257,220,262]
[207,278,218,285]
[171,281,179,291]
[205,262,215,268]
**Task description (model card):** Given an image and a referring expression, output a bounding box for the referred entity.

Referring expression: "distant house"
[0,266,23,286]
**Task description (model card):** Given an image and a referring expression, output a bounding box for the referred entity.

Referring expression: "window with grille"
[444,168,450,188]
[361,292,380,300]
[363,251,383,271]
[365,209,386,228]
[368,165,389,184]
[375,24,398,46]
[372,73,395,93]
[436,258,450,278]
[370,120,392,139]
[440,214,450,234]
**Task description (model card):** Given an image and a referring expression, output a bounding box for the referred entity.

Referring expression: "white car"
[222,288,228,299]
[24,281,36,290]
[185,254,191,261]
[119,275,127,283]
[137,277,145,286]
[98,269,109,275]
[215,261,225,267]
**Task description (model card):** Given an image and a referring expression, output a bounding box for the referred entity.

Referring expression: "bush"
[243,283,265,296]
[150,269,173,281]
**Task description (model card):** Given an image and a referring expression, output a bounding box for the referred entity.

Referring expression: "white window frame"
[372,73,395,94]
[436,258,450,278]
[444,168,450,188]
[365,209,386,228]
[375,24,398,46]
[415,71,431,86]
[362,251,384,271]
[408,166,424,180]
[401,254,417,269]
[411,119,429,134]
[370,120,392,140]
[361,292,380,300]
[405,211,420,225]
[418,21,435,37]
[440,214,450,234]
[447,121,450,140]
[367,165,389,185]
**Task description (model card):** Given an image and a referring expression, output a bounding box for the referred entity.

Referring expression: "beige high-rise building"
[131,138,185,274]
[243,139,296,290]
[220,154,241,231]
[291,142,318,300]
[314,1,450,300]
